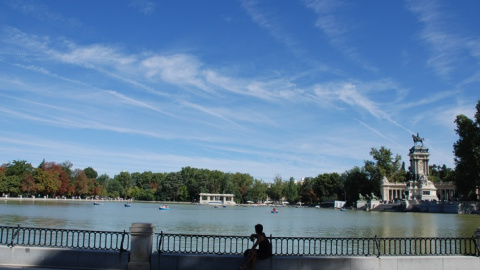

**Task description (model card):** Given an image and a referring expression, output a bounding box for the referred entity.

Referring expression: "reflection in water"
[0,200,478,237]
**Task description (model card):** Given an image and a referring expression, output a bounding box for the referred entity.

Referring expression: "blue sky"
[1,0,479,181]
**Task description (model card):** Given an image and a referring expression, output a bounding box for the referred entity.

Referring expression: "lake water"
[1,200,479,238]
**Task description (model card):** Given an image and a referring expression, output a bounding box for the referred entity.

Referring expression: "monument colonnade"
[381,181,456,202]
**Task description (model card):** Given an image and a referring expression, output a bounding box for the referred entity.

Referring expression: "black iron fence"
[0,225,129,251]
[1,225,478,257]
[157,233,250,255]
[157,232,479,257]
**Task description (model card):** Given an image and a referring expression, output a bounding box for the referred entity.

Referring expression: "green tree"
[249,179,268,203]
[138,171,154,189]
[208,170,224,194]
[299,177,317,204]
[151,172,166,200]
[115,171,133,198]
[96,174,111,186]
[106,178,123,198]
[0,168,7,193]
[283,177,299,204]
[268,175,284,203]
[72,169,91,198]
[177,185,189,201]
[161,172,185,201]
[61,161,73,179]
[315,173,342,202]
[365,147,405,197]
[84,167,98,179]
[34,168,59,197]
[230,172,254,203]
[0,174,21,196]
[429,164,455,182]
[5,160,34,177]
[342,166,370,204]
[136,188,156,201]
[454,100,480,200]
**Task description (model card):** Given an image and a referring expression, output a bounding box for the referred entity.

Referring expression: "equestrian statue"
[412,133,424,146]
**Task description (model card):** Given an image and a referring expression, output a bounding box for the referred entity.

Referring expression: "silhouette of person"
[240,224,271,270]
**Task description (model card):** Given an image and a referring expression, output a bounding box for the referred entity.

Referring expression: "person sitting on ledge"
[240,224,272,270]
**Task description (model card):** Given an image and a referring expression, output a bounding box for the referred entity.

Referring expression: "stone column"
[128,223,155,270]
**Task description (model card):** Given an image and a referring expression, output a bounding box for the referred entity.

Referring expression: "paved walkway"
[0,267,74,270]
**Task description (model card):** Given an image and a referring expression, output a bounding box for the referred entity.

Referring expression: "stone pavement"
[0,267,75,270]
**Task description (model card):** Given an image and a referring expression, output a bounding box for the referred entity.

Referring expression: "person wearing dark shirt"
[240,224,271,270]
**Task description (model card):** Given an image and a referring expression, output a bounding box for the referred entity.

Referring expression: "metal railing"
[0,225,129,251]
[157,232,479,257]
[1,225,478,257]
[157,232,251,255]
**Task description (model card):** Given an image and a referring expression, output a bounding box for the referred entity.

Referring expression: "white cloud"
[141,54,210,91]
[129,0,156,15]
[55,44,136,67]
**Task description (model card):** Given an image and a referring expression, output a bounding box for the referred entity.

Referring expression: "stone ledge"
[0,246,128,270]
[1,247,479,270]
[152,253,480,270]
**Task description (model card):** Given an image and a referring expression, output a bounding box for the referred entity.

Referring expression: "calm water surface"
[1,200,479,238]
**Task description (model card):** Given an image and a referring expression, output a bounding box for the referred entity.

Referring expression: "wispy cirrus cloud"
[4,0,82,28]
[313,82,388,119]
[312,80,412,136]
[3,27,304,104]
[406,0,480,79]
[7,64,175,119]
[304,0,378,72]
[129,0,156,15]
[241,0,305,57]
[2,26,418,135]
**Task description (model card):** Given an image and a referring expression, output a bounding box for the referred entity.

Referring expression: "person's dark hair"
[255,224,263,233]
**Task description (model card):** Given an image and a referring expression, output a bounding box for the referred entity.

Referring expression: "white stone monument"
[404,133,437,201]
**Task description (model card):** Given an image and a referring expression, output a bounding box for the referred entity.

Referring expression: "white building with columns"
[199,193,236,205]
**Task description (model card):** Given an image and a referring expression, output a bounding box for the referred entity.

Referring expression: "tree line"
[0,148,454,206]
[1,100,479,204]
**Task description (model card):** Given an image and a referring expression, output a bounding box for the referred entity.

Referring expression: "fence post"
[128,223,155,270]
[475,227,480,256]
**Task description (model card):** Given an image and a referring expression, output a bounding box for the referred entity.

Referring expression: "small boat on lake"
[124,203,131,207]
[159,205,170,210]
[93,202,101,205]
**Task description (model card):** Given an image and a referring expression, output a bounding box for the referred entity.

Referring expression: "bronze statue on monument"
[412,133,424,146]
